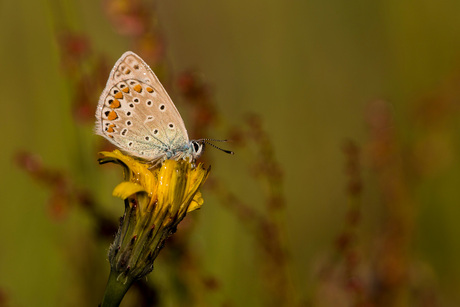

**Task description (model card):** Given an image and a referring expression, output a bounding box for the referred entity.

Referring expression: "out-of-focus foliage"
[2,0,460,306]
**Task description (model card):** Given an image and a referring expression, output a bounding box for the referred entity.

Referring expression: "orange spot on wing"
[108,111,118,120]
[125,69,131,74]
[146,87,154,93]
[107,126,114,132]
[114,92,123,99]
[122,87,129,93]
[110,99,121,109]
[133,84,142,92]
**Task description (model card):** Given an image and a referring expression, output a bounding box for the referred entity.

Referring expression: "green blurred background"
[2,0,460,306]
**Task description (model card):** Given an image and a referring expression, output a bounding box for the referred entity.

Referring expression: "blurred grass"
[2,0,460,306]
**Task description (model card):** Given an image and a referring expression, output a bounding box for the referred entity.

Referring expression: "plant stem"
[101,270,135,307]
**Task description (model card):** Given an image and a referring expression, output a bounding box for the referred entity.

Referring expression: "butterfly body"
[95,51,205,163]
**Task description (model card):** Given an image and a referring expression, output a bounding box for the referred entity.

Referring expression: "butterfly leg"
[148,156,166,169]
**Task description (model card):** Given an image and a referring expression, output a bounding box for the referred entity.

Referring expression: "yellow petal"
[98,150,157,195]
[180,164,210,215]
[157,160,188,215]
[187,191,204,212]
[112,181,146,200]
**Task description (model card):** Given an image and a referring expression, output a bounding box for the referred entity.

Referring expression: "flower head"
[98,150,210,283]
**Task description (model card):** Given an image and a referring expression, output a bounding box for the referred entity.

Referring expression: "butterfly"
[95,51,232,164]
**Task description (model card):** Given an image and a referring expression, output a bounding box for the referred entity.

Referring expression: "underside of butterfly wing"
[95,52,190,160]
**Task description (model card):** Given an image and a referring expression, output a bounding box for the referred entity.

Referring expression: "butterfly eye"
[192,142,200,152]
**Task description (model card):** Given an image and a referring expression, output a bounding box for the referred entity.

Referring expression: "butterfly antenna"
[203,140,234,155]
[200,138,229,142]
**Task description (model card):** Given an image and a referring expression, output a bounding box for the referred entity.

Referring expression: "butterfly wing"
[95,51,190,160]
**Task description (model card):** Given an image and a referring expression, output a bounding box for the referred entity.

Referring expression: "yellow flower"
[98,150,210,282]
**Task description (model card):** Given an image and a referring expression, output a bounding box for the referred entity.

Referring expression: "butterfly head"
[190,140,206,159]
